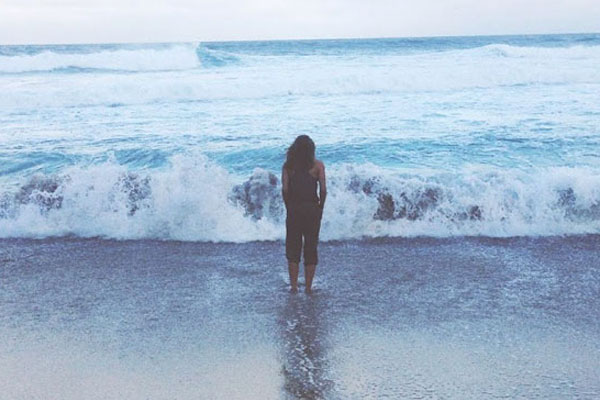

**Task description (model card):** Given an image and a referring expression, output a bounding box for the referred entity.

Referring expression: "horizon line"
[1,30,598,47]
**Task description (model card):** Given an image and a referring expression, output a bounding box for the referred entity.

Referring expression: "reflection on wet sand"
[278,293,334,399]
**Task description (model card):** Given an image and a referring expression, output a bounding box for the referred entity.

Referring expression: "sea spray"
[1,155,599,241]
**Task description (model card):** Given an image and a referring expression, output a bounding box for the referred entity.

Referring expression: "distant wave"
[469,44,600,59]
[3,41,600,110]
[0,44,201,73]
[1,155,599,241]
[3,42,599,75]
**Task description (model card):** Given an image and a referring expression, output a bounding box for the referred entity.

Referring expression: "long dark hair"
[284,135,315,172]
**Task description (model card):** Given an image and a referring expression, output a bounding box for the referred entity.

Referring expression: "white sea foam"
[1,156,599,241]
[2,44,599,110]
[0,155,282,241]
[0,45,200,73]
[3,43,599,75]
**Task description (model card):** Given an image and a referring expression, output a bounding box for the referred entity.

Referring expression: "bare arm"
[318,161,327,210]
[282,166,290,209]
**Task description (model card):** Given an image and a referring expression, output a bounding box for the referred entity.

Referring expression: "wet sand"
[1,236,599,399]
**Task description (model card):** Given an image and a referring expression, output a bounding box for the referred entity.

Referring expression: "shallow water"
[1,236,599,399]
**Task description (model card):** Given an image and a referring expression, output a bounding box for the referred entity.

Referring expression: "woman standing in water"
[282,135,327,293]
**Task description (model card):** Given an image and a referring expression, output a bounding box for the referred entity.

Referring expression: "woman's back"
[288,167,319,204]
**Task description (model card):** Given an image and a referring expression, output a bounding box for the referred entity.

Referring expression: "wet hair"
[284,135,316,172]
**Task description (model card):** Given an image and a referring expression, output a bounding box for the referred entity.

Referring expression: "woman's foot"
[304,264,316,294]
[288,261,299,293]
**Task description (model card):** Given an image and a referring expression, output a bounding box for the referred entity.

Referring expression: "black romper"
[285,168,322,265]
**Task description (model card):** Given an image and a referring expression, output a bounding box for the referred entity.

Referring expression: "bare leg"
[304,264,316,293]
[288,262,299,292]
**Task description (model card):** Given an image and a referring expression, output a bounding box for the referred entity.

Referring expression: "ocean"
[1,34,600,398]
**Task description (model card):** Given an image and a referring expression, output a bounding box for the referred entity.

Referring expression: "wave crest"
[0,45,201,73]
[197,46,242,68]
[1,157,600,241]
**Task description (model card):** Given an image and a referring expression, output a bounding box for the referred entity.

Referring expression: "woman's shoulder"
[310,160,324,178]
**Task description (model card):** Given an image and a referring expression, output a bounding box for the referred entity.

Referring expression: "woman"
[282,135,327,293]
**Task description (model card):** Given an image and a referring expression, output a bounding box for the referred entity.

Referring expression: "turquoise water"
[1,34,600,240]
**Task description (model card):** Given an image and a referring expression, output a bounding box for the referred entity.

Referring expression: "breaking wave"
[2,42,599,75]
[1,155,599,241]
[0,44,201,73]
[197,46,242,68]
[3,43,600,110]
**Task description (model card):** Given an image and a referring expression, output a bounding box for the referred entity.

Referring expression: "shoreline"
[2,231,599,243]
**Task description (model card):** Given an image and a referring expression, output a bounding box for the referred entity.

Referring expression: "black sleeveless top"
[288,168,318,204]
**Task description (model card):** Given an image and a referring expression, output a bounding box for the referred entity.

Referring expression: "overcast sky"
[1,0,599,45]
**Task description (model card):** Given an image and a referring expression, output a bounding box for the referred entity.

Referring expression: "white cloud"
[0,0,599,44]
